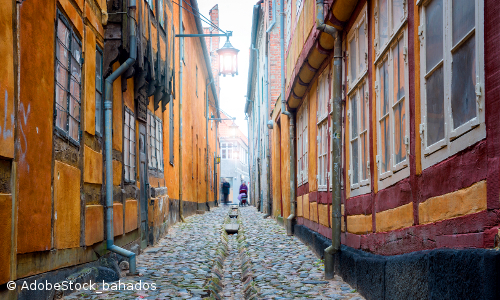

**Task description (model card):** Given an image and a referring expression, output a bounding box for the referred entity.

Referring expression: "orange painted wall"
[281,115,291,219]
[17,0,55,254]
[0,0,15,159]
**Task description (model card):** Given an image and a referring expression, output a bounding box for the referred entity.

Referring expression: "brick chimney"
[203,4,220,100]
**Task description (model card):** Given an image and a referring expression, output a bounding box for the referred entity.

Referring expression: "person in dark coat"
[222,179,231,205]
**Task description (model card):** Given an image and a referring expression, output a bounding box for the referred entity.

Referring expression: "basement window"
[54,11,82,145]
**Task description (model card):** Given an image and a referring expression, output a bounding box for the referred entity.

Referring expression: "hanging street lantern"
[217,32,239,77]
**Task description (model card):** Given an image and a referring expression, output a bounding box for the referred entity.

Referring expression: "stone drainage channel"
[205,206,258,300]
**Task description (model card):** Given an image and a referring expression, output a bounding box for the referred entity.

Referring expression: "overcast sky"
[197,0,257,137]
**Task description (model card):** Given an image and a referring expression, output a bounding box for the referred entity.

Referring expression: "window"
[221,142,233,159]
[147,111,164,172]
[347,5,371,196]
[55,12,82,144]
[297,96,308,185]
[317,122,328,191]
[374,0,409,189]
[317,69,329,122]
[95,47,103,136]
[347,4,368,91]
[168,95,174,165]
[375,36,409,189]
[285,0,292,48]
[349,81,370,192]
[375,0,407,57]
[124,108,136,183]
[419,0,485,169]
[296,0,303,16]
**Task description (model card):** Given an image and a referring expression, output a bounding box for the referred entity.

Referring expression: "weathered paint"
[303,193,310,219]
[84,205,104,246]
[0,0,15,159]
[0,194,12,284]
[54,161,81,249]
[296,195,303,217]
[58,0,84,37]
[84,145,102,184]
[419,181,487,225]
[308,81,318,192]
[112,62,123,152]
[84,26,96,135]
[346,214,372,235]
[113,203,124,236]
[113,160,122,186]
[309,201,318,223]
[17,0,55,254]
[318,203,329,227]
[124,200,138,233]
[375,202,414,233]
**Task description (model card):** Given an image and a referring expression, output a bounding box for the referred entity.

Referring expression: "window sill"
[349,184,371,198]
[377,165,410,191]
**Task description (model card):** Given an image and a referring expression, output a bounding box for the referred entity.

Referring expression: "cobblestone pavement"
[66,206,363,299]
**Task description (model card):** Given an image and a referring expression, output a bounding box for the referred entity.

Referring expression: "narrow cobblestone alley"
[66,206,363,299]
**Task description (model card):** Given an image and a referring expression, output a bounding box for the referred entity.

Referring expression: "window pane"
[361,85,367,131]
[379,0,388,47]
[359,23,366,73]
[55,85,67,130]
[394,100,406,164]
[452,0,475,46]
[394,39,405,104]
[57,19,70,46]
[222,149,226,159]
[380,116,390,173]
[451,35,476,129]
[351,95,358,138]
[56,41,69,69]
[381,61,389,116]
[69,116,79,141]
[69,97,80,139]
[352,139,359,184]
[95,91,102,134]
[350,38,357,81]
[70,79,80,101]
[425,0,443,73]
[361,133,368,180]
[426,66,445,146]
[96,51,103,93]
[392,0,404,31]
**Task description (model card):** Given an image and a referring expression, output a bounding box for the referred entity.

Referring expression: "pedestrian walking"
[238,181,248,206]
[222,179,231,205]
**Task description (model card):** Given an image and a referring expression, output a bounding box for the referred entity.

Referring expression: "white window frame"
[418,0,485,170]
[296,0,303,17]
[317,121,328,191]
[297,96,309,186]
[347,5,371,197]
[317,69,329,123]
[374,0,408,61]
[375,31,410,190]
[347,4,368,94]
[348,80,371,196]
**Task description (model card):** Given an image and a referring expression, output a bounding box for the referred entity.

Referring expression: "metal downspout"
[178,0,185,222]
[315,0,342,278]
[104,0,138,275]
[205,79,213,211]
[286,114,296,236]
